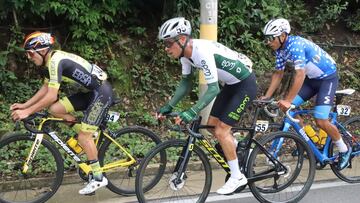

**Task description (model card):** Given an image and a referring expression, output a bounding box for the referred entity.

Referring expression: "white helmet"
[263,18,291,37]
[158,17,191,40]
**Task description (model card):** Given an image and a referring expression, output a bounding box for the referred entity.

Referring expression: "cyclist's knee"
[207,116,219,126]
[49,102,66,115]
[78,131,94,141]
[213,122,232,140]
[315,119,329,129]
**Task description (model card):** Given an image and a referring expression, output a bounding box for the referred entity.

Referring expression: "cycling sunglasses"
[164,39,178,48]
[264,35,276,44]
[25,49,37,57]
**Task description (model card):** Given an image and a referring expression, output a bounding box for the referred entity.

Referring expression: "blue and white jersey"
[275,36,336,79]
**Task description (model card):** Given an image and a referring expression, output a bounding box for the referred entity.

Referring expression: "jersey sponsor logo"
[72,68,92,86]
[200,60,212,77]
[312,55,321,64]
[324,96,330,104]
[236,95,250,113]
[86,99,105,124]
[228,95,250,121]
[50,60,57,76]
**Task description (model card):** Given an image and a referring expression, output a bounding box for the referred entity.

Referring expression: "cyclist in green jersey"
[10,31,113,195]
[157,17,257,195]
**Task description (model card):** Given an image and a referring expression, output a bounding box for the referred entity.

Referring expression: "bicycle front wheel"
[330,116,360,183]
[98,126,163,195]
[135,139,212,203]
[0,133,64,203]
[247,131,315,203]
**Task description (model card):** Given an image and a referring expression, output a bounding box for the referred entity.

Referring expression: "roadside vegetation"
[1,0,360,134]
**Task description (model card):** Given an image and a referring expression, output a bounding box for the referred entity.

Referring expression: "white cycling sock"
[334,138,348,153]
[228,159,242,179]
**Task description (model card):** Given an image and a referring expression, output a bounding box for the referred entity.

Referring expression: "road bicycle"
[135,100,316,203]
[271,88,360,183]
[0,101,164,203]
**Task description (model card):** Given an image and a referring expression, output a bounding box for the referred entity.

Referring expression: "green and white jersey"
[180,39,253,85]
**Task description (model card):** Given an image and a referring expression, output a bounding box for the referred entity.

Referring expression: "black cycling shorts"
[63,81,114,130]
[210,73,257,126]
[298,72,338,106]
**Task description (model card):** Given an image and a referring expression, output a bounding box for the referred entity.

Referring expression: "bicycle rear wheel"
[247,131,315,203]
[0,133,64,203]
[330,116,360,183]
[135,139,212,203]
[98,126,163,195]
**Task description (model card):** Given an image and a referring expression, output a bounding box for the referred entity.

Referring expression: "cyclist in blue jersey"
[261,18,351,170]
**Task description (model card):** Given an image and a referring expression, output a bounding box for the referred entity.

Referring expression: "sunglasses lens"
[264,36,275,43]
[164,40,175,48]
[26,50,36,57]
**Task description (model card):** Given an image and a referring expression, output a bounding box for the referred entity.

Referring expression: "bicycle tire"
[330,116,360,183]
[135,139,212,203]
[98,126,163,196]
[0,133,64,203]
[247,131,315,203]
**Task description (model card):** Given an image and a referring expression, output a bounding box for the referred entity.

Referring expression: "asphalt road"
[207,180,360,203]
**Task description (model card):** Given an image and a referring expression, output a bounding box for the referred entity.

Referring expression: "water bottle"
[66,137,83,154]
[318,129,328,145]
[304,125,320,144]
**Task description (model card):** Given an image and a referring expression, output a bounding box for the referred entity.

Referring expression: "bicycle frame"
[171,103,289,184]
[277,109,360,165]
[22,115,136,176]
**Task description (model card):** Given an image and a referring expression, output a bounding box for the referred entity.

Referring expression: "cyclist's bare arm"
[284,69,305,102]
[27,86,58,114]
[10,82,49,110]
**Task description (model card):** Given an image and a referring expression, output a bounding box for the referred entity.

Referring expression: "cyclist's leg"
[78,81,114,194]
[313,74,351,169]
[49,97,76,121]
[292,77,316,126]
[211,74,256,194]
[49,92,94,130]
[207,86,230,135]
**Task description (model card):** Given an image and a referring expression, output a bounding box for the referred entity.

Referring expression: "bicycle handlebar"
[22,112,49,134]
[253,99,279,118]
[253,99,299,123]
[285,105,300,123]
[186,124,203,138]
[160,112,204,138]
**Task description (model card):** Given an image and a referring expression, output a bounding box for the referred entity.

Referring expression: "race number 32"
[337,105,351,116]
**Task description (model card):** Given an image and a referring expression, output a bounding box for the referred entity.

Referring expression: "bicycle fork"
[170,136,196,190]
[22,133,44,173]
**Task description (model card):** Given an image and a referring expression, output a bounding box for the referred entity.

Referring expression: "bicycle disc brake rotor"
[283,164,292,178]
[169,172,185,190]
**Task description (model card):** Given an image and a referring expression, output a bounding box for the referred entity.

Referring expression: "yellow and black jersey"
[43,50,105,90]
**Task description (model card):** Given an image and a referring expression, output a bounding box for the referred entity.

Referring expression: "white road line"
[205,181,360,202]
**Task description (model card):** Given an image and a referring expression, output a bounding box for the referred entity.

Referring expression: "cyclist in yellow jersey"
[10,31,113,195]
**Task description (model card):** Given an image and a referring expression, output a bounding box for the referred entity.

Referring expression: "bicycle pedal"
[85,192,95,196]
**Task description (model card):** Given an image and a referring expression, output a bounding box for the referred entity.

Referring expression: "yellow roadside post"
[199,0,218,124]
